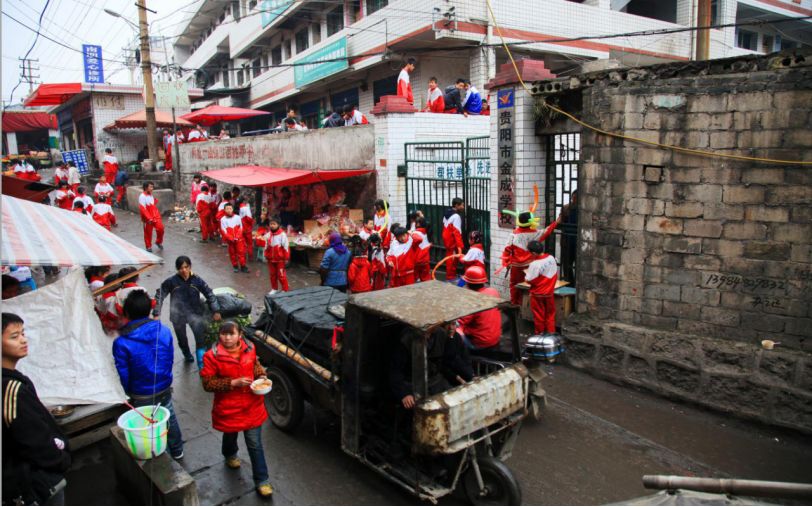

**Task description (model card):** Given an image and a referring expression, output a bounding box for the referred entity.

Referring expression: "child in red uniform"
[525,241,558,334]
[442,197,464,281]
[200,321,273,498]
[457,266,502,350]
[368,233,387,291]
[386,227,422,288]
[102,148,119,187]
[115,266,153,315]
[412,217,432,282]
[347,236,372,294]
[139,182,164,252]
[94,175,115,202]
[97,273,121,335]
[254,211,269,259]
[263,216,289,293]
[358,219,374,242]
[237,198,254,260]
[92,195,116,230]
[501,212,559,305]
[72,186,94,213]
[195,184,214,241]
[372,200,391,250]
[461,230,486,271]
[54,182,75,210]
[190,174,203,205]
[221,203,248,273]
[53,163,69,186]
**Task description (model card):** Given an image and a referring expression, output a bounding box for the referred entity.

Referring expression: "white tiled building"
[171,0,810,127]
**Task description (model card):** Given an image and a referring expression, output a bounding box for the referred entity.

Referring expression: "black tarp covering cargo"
[253,287,347,365]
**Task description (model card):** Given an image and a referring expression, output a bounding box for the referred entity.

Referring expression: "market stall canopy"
[104,109,194,130]
[1,195,163,267]
[180,105,270,126]
[23,82,83,107]
[202,165,373,187]
[2,110,58,132]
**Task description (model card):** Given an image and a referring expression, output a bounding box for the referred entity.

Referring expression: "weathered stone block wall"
[555,49,812,432]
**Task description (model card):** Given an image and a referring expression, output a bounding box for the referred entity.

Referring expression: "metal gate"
[545,132,580,285]
[404,138,491,271]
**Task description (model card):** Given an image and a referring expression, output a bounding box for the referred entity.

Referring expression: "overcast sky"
[2,0,200,106]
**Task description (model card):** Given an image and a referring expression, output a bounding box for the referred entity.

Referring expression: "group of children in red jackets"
[86,266,152,335]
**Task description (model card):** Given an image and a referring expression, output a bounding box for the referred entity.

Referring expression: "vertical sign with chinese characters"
[497,88,516,228]
[82,45,104,84]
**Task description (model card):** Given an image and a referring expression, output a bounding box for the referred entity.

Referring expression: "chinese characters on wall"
[497,88,516,228]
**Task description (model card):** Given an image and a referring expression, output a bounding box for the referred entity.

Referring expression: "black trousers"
[171,313,208,357]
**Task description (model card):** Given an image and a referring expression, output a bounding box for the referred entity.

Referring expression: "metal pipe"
[643,475,812,500]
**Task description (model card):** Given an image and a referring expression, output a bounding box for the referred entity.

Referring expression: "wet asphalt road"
[64,210,812,506]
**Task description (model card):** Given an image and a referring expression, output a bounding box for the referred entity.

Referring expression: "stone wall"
[541,49,812,432]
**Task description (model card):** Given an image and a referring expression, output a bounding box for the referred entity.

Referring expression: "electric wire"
[483,0,812,166]
[7,0,51,104]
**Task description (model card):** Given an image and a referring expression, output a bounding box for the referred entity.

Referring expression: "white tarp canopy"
[3,268,126,405]
[1,195,162,267]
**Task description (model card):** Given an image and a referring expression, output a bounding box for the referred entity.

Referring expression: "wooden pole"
[253,330,336,382]
[92,264,157,297]
[137,0,159,164]
[696,0,711,61]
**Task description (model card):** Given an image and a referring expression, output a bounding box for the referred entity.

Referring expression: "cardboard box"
[349,209,364,222]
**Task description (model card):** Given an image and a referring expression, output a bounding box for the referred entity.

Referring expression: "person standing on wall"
[139,182,164,252]
[397,58,416,105]
[442,198,465,282]
[2,313,71,506]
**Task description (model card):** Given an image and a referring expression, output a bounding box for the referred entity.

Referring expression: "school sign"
[294,38,348,88]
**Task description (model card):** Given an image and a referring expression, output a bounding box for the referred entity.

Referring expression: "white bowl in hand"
[250,378,273,395]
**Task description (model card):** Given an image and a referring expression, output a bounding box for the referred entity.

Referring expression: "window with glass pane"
[295,29,309,53]
[366,0,388,14]
[327,5,344,36]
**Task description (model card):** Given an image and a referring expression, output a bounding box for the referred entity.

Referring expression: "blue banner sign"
[294,38,348,87]
[62,149,91,175]
[82,45,104,84]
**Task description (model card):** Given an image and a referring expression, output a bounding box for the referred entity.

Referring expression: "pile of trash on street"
[168,206,198,223]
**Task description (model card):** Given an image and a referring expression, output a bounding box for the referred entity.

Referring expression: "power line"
[7,0,51,104]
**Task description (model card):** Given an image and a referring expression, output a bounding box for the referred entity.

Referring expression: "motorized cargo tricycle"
[248,281,547,505]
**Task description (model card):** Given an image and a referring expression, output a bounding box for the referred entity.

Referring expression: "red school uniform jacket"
[239,202,254,237]
[255,225,269,248]
[196,191,213,218]
[92,202,116,230]
[462,244,486,270]
[369,246,386,275]
[373,211,391,250]
[348,256,372,293]
[386,234,422,277]
[457,287,502,349]
[413,227,431,266]
[55,189,75,210]
[525,253,558,296]
[425,86,445,113]
[220,214,244,243]
[501,222,557,269]
[200,339,268,433]
[263,228,290,262]
[138,192,161,224]
[442,209,463,253]
[397,68,413,104]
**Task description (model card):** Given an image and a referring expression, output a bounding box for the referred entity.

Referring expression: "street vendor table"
[516,280,574,329]
[54,403,127,450]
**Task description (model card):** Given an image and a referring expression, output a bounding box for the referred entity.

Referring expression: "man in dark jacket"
[114,291,185,460]
[3,313,71,505]
[154,256,222,366]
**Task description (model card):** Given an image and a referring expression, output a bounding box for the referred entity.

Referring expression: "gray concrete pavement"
[64,210,812,505]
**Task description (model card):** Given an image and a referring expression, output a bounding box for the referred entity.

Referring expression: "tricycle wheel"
[264,366,304,432]
[462,457,522,506]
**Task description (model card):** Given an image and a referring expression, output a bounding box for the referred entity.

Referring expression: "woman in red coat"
[200,322,273,498]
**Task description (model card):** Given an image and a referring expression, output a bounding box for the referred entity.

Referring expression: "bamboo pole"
[253,330,336,382]
[92,264,157,297]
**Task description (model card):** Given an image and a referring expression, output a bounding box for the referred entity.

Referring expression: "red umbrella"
[180,105,270,126]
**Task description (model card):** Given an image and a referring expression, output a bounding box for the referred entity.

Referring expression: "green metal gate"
[404,137,491,272]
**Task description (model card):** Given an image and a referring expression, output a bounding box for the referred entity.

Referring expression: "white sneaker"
[268,289,278,296]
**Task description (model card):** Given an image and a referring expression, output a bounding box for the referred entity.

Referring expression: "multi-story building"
[171,0,810,128]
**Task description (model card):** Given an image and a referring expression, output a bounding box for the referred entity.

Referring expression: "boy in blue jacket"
[113,290,184,459]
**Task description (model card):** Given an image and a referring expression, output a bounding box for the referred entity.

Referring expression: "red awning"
[2,111,59,132]
[104,109,194,130]
[202,166,373,187]
[23,83,83,107]
[180,105,270,126]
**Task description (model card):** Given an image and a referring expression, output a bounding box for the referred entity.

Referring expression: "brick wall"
[538,49,812,431]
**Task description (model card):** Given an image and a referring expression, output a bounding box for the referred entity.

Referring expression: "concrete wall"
[512,49,812,432]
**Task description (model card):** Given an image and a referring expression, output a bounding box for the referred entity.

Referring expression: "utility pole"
[19,58,40,92]
[137,0,159,165]
[696,0,711,61]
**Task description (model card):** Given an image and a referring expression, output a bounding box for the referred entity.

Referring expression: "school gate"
[404,137,491,274]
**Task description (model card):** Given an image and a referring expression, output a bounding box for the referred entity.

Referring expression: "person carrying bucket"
[113,291,185,460]
[200,321,273,498]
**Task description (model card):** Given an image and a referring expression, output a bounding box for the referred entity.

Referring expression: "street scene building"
[2,0,812,505]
